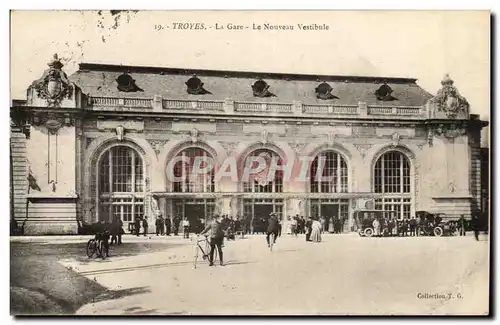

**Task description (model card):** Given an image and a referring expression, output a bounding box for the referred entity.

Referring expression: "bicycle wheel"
[269,233,275,251]
[86,240,96,258]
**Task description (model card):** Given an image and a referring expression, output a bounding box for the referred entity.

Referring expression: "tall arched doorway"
[97,145,145,223]
[373,150,412,219]
[309,150,349,232]
[170,147,216,232]
[241,148,284,233]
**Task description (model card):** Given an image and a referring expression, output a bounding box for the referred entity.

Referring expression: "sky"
[10,10,490,142]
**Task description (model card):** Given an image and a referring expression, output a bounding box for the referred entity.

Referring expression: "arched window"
[242,149,283,193]
[98,146,144,223]
[310,151,348,193]
[172,148,215,193]
[373,151,412,219]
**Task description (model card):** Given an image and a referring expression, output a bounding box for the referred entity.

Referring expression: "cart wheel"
[364,228,374,237]
[434,227,443,237]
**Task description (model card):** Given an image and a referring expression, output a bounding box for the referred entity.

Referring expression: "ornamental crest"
[433,74,469,119]
[32,54,73,107]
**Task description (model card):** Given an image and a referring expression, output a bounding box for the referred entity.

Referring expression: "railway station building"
[10,54,488,234]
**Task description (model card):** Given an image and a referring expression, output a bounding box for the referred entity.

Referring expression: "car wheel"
[364,228,374,237]
[434,227,443,237]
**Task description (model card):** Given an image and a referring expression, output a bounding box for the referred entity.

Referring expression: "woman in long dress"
[310,218,322,243]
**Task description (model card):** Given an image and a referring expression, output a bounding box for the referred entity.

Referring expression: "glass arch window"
[98,146,145,223]
[373,151,412,219]
[172,148,215,193]
[242,149,283,193]
[310,151,348,193]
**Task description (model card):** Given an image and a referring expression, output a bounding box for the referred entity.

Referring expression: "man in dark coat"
[110,216,123,245]
[165,215,171,236]
[409,218,417,236]
[471,214,480,241]
[305,217,313,241]
[173,215,181,236]
[142,217,148,236]
[156,216,164,236]
[200,215,225,266]
[266,213,280,246]
[134,215,141,237]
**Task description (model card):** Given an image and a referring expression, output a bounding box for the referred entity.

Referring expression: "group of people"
[288,215,347,235]
[151,215,186,237]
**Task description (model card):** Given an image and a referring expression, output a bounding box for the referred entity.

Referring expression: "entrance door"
[254,204,274,233]
[321,204,339,233]
[184,204,205,234]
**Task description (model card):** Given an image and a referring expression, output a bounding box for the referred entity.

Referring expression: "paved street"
[11,233,489,315]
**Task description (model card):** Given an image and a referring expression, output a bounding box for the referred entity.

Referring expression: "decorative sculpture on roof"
[252,79,276,97]
[186,76,212,95]
[327,132,336,147]
[32,54,74,107]
[115,125,125,141]
[116,73,143,92]
[391,132,400,147]
[260,130,268,145]
[433,74,469,119]
[315,82,339,100]
[375,83,397,101]
[190,128,199,143]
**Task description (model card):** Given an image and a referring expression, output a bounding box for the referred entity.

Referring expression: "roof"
[69,63,434,106]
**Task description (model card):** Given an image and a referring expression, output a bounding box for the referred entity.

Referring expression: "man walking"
[471,214,480,241]
[266,213,280,247]
[200,215,224,266]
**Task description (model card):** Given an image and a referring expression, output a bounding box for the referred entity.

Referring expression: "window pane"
[98,146,144,222]
[173,148,215,193]
[310,151,348,193]
[243,149,283,193]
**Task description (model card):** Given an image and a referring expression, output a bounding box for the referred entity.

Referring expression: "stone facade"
[10,55,488,235]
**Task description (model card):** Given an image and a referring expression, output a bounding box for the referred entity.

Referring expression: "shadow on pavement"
[93,286,151,304]
[10,240,177,315]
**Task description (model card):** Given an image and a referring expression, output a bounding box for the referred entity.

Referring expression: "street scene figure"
[183,217,190,239]
[200,215,224,266]
[309,217,322,243]
[142,217,148,237]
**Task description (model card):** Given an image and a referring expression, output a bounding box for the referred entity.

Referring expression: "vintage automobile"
[354,209,397,237]
[415,211,457,237]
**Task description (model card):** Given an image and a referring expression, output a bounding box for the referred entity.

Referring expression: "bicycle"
[193,235,219,269]
[86,232,109,260]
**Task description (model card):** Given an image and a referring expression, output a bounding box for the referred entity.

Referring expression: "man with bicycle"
[266,213,280,247]
[200,214,224,266]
